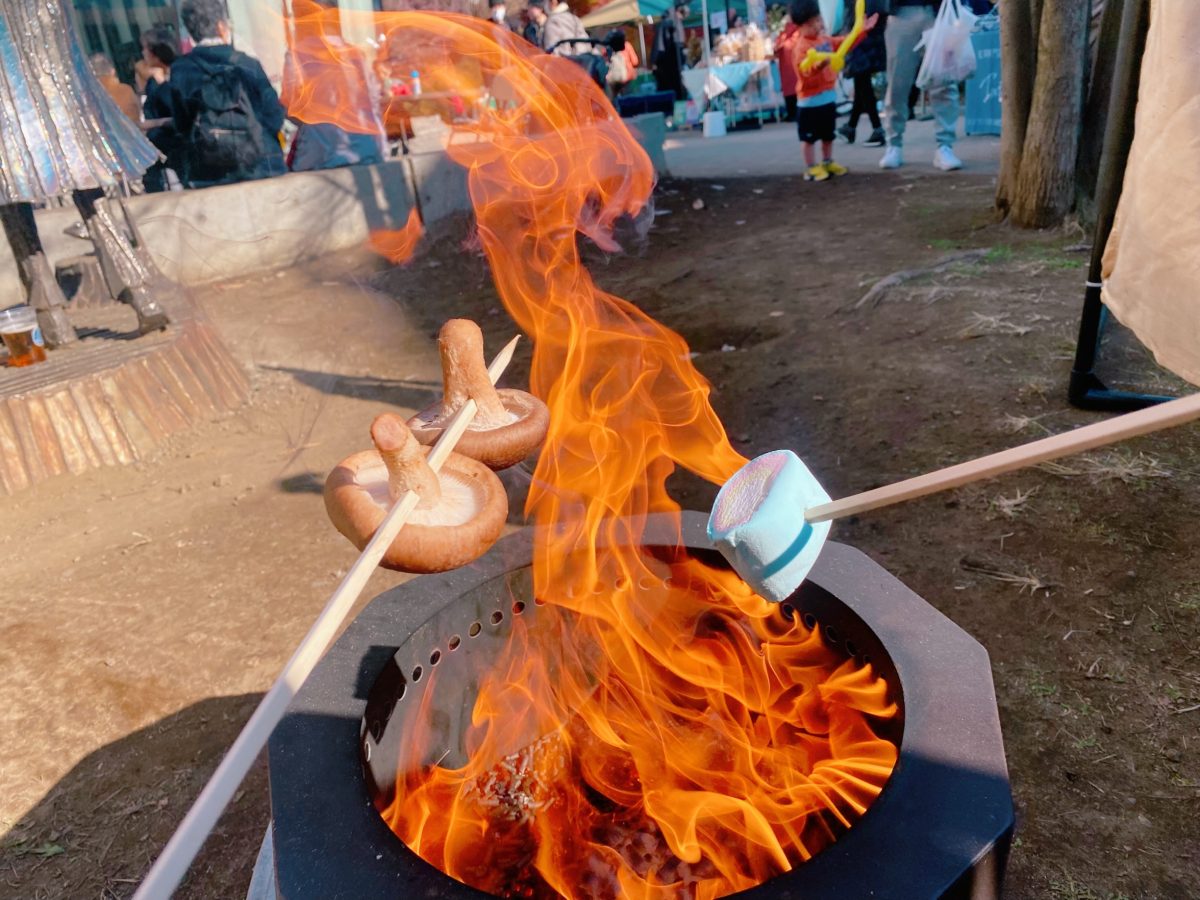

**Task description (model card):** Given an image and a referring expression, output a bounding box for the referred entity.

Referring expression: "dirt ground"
[2,166,1197,900]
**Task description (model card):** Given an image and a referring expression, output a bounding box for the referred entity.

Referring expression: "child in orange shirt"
[790,0,877,181]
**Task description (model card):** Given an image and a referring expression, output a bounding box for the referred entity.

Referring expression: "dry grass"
[1037,450,1172,484]
[996,413,1053,436]
[958,312,1033,339]
[961,557,1057,594]
[990,486,1039,519]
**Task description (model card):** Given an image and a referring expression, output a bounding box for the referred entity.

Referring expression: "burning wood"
[377,582,898,898]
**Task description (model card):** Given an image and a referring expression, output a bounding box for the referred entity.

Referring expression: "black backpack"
[182,59,267,186]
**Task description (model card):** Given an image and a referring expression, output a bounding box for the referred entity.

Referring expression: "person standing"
[789,0,877,181]
[521,5,543,47]
[168,0,286,187]
[652,2,687,101]
[527,0,591,56]
[90,54,142,125]
[837,0,886,146]
[879,0,962,171]
[488,0,518,32]
[605,30,639,98]
[138,27,181,193]
[774,18,801,122]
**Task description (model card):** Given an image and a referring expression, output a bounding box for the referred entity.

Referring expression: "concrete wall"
[0,113,667,301]
[130,160,420,286]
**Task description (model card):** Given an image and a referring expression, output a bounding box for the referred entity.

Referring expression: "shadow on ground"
[263,365,440,408]
[1,694,268,900]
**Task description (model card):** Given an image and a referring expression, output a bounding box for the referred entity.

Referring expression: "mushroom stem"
[439,319,512,428]
[370,414,442,509]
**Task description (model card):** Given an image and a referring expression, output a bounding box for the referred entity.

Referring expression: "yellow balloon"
[798,0,866,77]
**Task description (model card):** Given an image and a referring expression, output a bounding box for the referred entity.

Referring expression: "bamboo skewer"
[134,336,521,900]
[805,392,1200,524]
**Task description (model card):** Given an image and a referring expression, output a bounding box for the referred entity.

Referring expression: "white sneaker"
[933,145,963,171]
[879,146,903,169]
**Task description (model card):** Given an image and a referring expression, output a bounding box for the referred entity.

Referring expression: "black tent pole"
[1068,0,1171,411]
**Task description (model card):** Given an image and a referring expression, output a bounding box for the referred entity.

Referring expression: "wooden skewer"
[805,392,1200,524]
[134,335,521,900]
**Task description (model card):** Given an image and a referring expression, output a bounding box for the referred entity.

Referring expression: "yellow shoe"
[823,160,848,177]
[804,164,830,182]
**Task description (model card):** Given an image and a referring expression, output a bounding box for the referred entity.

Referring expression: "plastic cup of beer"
[0,305,48,367]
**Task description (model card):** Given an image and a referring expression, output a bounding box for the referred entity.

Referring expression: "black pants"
[848,72,881,131]
[784,94,798,122]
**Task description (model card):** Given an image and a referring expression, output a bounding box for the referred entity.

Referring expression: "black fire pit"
[268,512,1013,899]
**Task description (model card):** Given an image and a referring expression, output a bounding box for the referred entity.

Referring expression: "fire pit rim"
[268,513,1013,899]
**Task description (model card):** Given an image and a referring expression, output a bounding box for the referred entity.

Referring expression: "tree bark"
[1075,0,1126,223]
[1009,0,1091,228]
[995,0,1037,217]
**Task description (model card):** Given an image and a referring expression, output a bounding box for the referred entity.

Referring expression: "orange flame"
[286,6,898,895]
[368,208,425,264]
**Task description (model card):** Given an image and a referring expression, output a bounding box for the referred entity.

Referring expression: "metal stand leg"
[0,202,78,348]
[72,189,169,334]
[1068,0,1168,412]
[1069,282,1171,411]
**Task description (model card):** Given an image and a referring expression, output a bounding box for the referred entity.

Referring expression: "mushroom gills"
[356,464,484,527]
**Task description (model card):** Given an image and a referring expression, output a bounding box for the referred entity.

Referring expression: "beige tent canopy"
[1102,0,1200,387]
[580,0,673,29]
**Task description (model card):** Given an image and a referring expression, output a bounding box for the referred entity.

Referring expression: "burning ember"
[286,4,899,895]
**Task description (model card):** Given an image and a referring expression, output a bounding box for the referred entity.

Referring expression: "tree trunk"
[995,0,1037,217]
[1075,0,1127,224]
[1009,0,1090,228]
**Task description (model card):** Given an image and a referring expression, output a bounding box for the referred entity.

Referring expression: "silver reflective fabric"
[0,0,159,202]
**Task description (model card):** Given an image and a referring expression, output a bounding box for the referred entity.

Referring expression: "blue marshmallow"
[707,450,832,603]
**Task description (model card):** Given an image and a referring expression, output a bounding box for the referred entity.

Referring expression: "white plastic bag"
[915,0,978,88]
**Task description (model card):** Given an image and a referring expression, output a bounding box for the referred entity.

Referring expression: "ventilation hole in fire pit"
[780,603,796,621]
[448,635,461,651]
[429,649,442,666]
[844,640,859,658]
[468,621,482,637]
[411,665,423,682]
[825,626,841,645]
[862,653,872,664]
[512,600,526,615]
[490,610,504,626]
[534,596,546,606]
[802,612,817,630]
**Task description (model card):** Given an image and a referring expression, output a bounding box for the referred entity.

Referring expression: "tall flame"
[287,6,898,895]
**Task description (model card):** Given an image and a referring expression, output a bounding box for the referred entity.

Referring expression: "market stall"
[580,0,673,64]
[583,0,782,128]
[680,58,782,127]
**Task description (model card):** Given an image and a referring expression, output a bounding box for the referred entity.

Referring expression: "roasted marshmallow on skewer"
[710,393,1200,603]
[707,450,832,604]
[409,318,549,470]
[325,412,508,573]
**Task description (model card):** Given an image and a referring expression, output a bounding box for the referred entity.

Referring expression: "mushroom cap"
[408,388,550,471]
[324,446,508,573]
